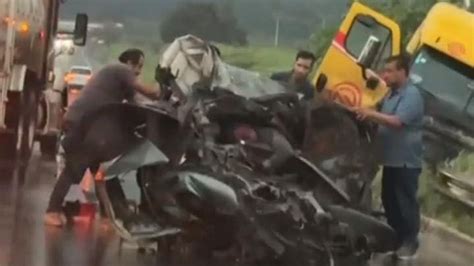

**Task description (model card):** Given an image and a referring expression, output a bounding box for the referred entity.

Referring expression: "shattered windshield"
[410,46,474,115]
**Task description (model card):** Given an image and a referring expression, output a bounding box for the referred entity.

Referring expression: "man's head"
[381,54,411,89]
[119,49,145,76]
[292,50,316,81]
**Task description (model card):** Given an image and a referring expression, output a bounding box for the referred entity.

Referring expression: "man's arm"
[353,88,423,129]
[354,109,403,128]
[133,81,161,100]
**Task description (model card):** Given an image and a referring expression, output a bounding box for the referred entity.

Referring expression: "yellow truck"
[313,2,474,162]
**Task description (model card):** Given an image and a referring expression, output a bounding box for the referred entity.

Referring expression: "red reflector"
[73,203,97,224]
[40,31,45,39]
[334,31,346,47]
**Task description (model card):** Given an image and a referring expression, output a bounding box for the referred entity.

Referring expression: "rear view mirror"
[73,14,88,46]
[357,35,381,70]
[315,73,328,92]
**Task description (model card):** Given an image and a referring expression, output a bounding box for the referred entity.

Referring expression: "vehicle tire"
[17,88,38,161]
[39,135,58,159]
[0,88,37,161]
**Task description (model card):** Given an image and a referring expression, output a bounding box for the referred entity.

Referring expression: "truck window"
[345,16,392,70]
[410,46,474,115]
[467,100,474,117]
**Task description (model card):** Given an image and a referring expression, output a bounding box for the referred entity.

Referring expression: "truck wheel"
[16,89,38,161]
[0,89,38,161]
[40,135,58,158]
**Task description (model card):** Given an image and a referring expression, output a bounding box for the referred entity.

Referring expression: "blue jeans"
[382,166,421,244]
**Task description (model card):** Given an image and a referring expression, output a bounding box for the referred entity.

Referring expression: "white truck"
[0,0,88,160]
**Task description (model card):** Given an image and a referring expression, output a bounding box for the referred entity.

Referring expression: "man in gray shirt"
[45,49,161,226]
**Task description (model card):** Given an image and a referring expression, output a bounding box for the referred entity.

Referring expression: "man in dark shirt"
[271,50,316,100]
[44,49,161,226]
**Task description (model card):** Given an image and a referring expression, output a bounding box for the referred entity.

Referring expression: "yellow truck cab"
[313,2,401,109]
[407,3,474,160]
[314,2,474,162]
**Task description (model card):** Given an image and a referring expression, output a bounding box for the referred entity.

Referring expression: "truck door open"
[313,2,401,108]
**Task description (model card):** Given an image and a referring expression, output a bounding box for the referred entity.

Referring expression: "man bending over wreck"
[44,49,161,226]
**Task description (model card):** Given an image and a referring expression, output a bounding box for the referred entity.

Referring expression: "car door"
[313,2,401,108]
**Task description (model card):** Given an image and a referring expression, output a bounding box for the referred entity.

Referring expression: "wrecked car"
[86,35,395,265]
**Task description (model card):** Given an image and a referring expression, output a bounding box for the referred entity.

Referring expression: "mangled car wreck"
[85,35,396,265]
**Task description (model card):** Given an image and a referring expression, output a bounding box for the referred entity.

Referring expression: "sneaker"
[395,240,419,260]
[44,212,66,227]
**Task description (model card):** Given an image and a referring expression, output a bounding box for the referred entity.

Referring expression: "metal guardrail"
[435,169,474,210]
[423,117,474,151]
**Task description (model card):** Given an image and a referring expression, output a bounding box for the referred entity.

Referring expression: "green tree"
[160,2,247,45]
[309,26,338,62]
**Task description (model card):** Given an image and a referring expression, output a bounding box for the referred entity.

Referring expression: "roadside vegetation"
[445,151,474,177]
[217,45,296,76]
[420,155,474,237]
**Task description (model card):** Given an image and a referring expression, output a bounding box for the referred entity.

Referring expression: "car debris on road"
[73,35,397,266]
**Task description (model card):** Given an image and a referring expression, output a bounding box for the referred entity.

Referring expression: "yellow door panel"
[313,2,401,108]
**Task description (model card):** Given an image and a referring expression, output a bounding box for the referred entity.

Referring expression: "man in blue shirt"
[271,50,316,100]
[353,54,424,260]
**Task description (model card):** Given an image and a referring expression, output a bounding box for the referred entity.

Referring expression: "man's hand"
[350,106,403,128]
[351,107,374,121]
[155,64,176,86]
[134,81,161,100]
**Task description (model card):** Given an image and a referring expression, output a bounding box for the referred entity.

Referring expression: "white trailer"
[0,0,88,160]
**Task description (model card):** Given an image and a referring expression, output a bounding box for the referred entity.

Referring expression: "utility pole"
[274,16,280,47]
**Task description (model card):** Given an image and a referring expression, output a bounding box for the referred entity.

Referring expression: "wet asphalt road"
[0,147,473,266]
